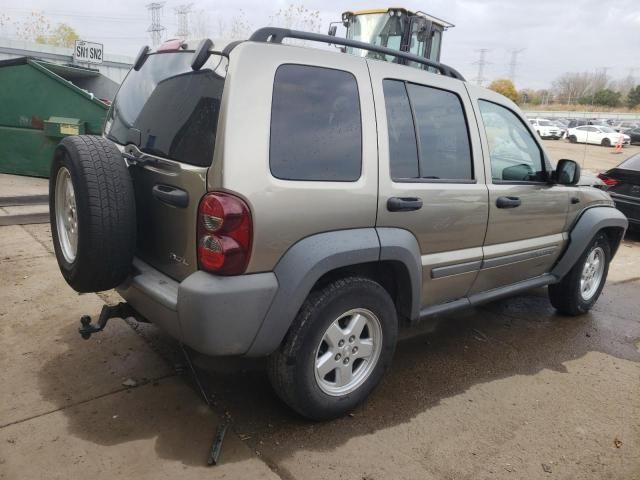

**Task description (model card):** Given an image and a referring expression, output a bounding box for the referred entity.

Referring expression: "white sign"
[74,40,104,65]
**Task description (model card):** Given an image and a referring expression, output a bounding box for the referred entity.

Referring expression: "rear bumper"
[117,258,278,356]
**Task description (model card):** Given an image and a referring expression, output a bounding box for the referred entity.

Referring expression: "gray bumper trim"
[118,258,278,356]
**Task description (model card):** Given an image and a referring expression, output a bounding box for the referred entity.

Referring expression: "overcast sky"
[1,0,639,89]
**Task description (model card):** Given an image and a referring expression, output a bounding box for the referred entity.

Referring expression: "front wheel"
[549,232,611,315]
[268,277,398,420]
[602,138,612,147]
[568,135,577,143]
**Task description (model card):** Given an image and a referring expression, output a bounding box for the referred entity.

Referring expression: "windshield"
[538,120,553,126]
[104,51,227,167]
[599,126,615,133]
[346,13,405,61]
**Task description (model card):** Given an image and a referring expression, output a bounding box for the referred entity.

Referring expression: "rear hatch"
[104,49,227,281]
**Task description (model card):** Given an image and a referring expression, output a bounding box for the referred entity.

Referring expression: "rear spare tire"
[50,135,136,292]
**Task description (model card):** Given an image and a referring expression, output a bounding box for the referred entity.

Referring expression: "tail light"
[197,192,252,275]
[597,173,619,187]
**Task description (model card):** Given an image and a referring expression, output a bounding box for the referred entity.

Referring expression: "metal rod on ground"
[180,344,230,466]
[207,423,229,466]
[180,344,212,407]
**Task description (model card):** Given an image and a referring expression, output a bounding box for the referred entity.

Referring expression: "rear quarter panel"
[209,42,379,273]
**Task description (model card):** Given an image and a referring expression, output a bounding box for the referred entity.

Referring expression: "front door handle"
[387,197,423,212]
[152,184,189,208]
[496,196,521,209]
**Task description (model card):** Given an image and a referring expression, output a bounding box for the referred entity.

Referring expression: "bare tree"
[552,72,593,104]
[214,10,252,41]
[269,4,321,33]
[190,9,211,41]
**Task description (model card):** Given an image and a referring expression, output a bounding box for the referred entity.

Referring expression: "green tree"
[35,23,79,48]
[591,89,621,107]
[627,85,640,109]
[488,79,519,103]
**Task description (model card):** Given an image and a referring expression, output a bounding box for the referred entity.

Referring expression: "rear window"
[619,153,640,171]
[105,52,226,167]
[270,64,362,181]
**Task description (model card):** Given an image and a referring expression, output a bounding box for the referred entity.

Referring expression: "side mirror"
[328,25,337,37]
[553,159,581,185]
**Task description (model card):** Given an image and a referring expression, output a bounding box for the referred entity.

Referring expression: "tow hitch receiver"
[79,303,138,339]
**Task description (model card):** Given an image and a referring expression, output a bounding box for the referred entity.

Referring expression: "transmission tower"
[146,2,166,47]
[175,3,193,41]
[508,48,526,83]
[473,48,490,86]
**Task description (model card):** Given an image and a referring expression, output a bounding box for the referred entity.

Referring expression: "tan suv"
[49,28,628,420]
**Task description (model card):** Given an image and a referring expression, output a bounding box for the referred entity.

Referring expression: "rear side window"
[383,79,473,181]
[270,64,362,181]
[383,80,419,179]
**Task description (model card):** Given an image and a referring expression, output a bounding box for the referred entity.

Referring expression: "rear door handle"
[387,197,423,212]
[496,196,521,209]
[152,184,189,208]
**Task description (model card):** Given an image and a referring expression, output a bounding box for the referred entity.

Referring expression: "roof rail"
[248,27,465,81]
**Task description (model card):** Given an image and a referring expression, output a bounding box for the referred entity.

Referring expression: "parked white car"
[567,125,631,147]
[528,118,563,139]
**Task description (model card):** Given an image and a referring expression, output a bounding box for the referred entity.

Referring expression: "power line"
[146,2,166,47]
[175,3,193,40]
[473,48,490,86]
[508,48,525,84]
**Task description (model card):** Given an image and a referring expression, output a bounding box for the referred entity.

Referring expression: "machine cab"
[338,8,453,66]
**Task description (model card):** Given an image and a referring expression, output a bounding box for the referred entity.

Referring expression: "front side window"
[478,100,545,182]
[383,80,472,181]
[270,64,362,181]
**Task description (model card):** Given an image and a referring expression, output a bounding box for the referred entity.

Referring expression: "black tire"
[268,277,398,420]
[568,135,577,143]
[602,138,611,147]
[49,135,136,293]
[548,232,611,316]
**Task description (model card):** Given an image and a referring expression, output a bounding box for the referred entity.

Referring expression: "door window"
[270,64,362,181]
[478,100,546,182]
[383,79,473,181]
[383,80,419,179]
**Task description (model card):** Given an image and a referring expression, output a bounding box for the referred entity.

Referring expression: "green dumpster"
[0,57,118,177]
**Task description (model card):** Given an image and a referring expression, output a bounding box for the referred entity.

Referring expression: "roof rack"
[248,27,465,81]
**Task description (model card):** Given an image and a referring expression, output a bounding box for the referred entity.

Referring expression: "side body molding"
[246,229,381,356]
[552,206,628,280]
[245,227,424,356]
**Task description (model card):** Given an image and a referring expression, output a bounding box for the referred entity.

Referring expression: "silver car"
[48,28,628,420]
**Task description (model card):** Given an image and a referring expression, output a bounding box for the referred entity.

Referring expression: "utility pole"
[175,3,193,41]
[508,48,525,84]
[146,2,166,47]
[473,48,490,86]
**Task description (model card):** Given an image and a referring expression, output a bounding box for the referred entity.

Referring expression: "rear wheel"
[601,138,612,147]
[50,135,136,292]
[568,135,577,143]
[549,232,611,315]
[268,277,398,420]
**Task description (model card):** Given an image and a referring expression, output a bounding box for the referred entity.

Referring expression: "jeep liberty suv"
[49,28,628,420]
